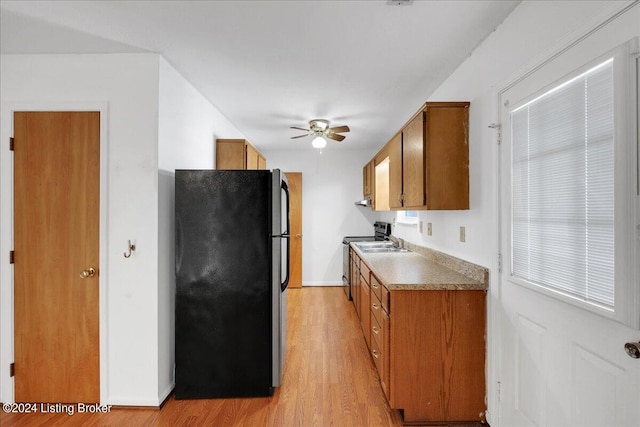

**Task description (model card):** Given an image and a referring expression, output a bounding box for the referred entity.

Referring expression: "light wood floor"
[1,287,407,426]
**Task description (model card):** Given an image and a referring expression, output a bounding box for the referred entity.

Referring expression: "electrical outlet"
[419,221,423,233]
[427,222,432,236]
[460,226,466,242]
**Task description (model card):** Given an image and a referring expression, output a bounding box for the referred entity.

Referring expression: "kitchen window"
[396,210,418,225]
[507,38,639,326]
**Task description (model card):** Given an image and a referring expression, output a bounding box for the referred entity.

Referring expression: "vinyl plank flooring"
[1,287,408,426]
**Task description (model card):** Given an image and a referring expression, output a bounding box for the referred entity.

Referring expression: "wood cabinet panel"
[425,105,469,209]
[388,133,403,209]
[362,161,372,197]
[370,274,382,301]
[367,101,469,211]
[371,294,383,329]
[216,139,245,169]
[390,289,486,423]
[381,283,390,313]
[402,112,425,208]
[359,279,371,349]
[246,144,259,170]
[350,250,360,316]
[257,154,267,170]
[216,139,267,170]
[381,308,391,401]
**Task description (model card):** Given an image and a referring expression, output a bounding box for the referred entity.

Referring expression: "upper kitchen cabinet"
[362,160,375,198]
[216,139,267,170]
[387,133,403,209]
[374,102,469,211]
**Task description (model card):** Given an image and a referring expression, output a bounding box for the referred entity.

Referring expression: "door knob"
[624,342,640,359]
[80,267,96,279]
[295,234,303,238]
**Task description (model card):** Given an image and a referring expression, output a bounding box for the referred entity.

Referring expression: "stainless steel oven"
[341,221,391,300]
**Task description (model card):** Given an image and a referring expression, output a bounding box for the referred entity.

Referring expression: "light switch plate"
[419,221,423,233]
[427,222,432,236]
[460,226,466,242]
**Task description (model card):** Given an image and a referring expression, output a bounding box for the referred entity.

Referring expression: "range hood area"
[354,196,372,207]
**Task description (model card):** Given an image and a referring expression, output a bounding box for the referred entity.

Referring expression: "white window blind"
[510,59,615,309]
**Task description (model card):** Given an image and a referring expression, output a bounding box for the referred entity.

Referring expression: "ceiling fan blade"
[326,133,346,142]
[328,125,350,133]
[290,134,309,139]
[290,126,310,132]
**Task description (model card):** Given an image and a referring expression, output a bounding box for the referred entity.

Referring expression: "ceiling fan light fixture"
[311,119,329,131]
[312,136,327,149]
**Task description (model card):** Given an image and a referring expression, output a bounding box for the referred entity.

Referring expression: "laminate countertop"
[350,242,487,291]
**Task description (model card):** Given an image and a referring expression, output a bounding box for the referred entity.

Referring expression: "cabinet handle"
[372,349,380,359]
[372,283,379,289]
[372,303,379,310]
[372,325,380,335]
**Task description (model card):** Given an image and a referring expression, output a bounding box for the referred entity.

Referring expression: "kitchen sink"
[355,242,410,253]
[359,247,410,253]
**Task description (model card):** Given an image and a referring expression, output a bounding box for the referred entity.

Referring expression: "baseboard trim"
[302,282,343,287]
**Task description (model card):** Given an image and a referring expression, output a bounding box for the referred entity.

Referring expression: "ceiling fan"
[290,119,350,148]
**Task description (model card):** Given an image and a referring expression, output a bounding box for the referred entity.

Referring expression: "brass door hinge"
[10,363,14,377]
[9,250,14,264]
[10,137,14,151]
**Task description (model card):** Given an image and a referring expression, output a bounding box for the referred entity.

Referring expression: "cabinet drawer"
[371,295,383,329]
[370,333,384,375]
[370,274,382,300]
[371,310,383,351]
[360,281,371,349]
[381,284,390,314]
[360,262,371,285]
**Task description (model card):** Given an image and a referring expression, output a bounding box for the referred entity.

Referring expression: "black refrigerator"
[175,169,290,398]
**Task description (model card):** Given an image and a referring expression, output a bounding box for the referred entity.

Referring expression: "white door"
[498,18,640,427]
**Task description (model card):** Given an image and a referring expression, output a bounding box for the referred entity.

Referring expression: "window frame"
[506,38,639,327]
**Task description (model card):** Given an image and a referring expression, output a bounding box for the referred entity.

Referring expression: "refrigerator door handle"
[280,180,291,292]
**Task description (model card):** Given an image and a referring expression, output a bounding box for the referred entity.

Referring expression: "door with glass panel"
[498,36,639,426]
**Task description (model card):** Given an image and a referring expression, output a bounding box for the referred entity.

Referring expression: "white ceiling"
[0,0,520,151]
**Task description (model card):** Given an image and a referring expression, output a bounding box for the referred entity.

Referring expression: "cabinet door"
[381,308,391,401]
[425,104,469,209]
[360,279,371,349]
[402,112,425,208]
[388,133,403,209]
[351,255,360,314]
[216,140,245,169]
[257,155,267,170]
[246,144,259,170]
[363,163,369,197]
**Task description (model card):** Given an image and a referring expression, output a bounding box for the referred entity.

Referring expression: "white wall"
[379,1,637,424]
[0,53,161,405]
[0,53,247,406]
[157,56,246,403]
[264,149,378,285]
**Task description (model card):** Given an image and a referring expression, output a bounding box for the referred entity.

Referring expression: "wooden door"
[14,111,100,403]
[285,173,302,288]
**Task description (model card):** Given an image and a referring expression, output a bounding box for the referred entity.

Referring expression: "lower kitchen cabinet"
[359,261,372,349]
[360,267,486,424]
